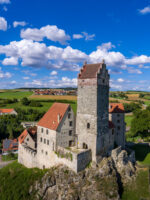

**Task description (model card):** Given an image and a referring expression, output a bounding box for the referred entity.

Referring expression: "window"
[117,120,120,123]
[68,113,71,119]
[47,140,49,145]
[118,126,120,130]
[69,130,72,136]
[41,150,43,153]
[102,79,105,84]
[45,151,48,155]
[112,129,114,135]
[44,139,46,144]
[87,123,90,129]
[68,106,71,112]
[117,114,120,117]
[69,140,74,147]
[41,128,43,133]
[27,138,29,141]
[46,129,49,135]
[69,121,73,126]
[40,137,42,142]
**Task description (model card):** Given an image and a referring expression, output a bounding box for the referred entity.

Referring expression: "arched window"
[87,123,90,129]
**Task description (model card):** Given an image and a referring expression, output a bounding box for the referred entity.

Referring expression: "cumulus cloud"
[0,17,7,31]
[73,32,95,40]
[13,21,27,28]
[73,34,84,39]
[23,77,29,80]
[2,57,18,65]
[0,0,10,4]
[117,78,124,83]
[50,70,57,75]
[127,67,142,74]
[0,67,12,78]
[21,25,70,44]
[139,6,150,15]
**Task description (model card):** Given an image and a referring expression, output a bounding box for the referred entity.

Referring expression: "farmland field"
[30,95,77,101]
[0,91,33,99]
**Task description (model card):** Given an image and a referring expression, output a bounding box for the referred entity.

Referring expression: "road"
[0,155,14,169]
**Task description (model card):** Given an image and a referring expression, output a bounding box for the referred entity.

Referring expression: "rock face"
[29,149,136,200]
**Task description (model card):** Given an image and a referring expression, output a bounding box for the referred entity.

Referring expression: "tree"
[130,108,150,137]
[21,97,30,105]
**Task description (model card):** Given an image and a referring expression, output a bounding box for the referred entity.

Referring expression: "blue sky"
[0,0,150,90]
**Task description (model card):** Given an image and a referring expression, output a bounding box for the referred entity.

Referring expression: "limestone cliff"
[29,149,136,200]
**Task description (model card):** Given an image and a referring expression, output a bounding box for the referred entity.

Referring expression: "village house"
[2,138,18,153]
[18,61,126,172]
[0,109,17,115]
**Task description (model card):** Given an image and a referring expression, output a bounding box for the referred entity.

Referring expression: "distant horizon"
[0,0,150,91]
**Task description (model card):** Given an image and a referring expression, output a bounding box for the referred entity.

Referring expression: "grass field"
[0,161,48,200]
[122,168,150,200]
[0,91,33,99]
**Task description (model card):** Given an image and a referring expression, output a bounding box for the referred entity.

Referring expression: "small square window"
[69,121,73,126]
[69,130,72,136]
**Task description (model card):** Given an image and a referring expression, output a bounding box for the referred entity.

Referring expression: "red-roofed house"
[0,109,17,115]
[2,138,18,153]
[109,103,126,147]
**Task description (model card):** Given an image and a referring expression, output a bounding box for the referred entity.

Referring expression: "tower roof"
[37,102,70,130]
[109,103,125,113]
[78,63,103,79]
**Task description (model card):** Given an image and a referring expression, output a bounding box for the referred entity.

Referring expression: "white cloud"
[82,32,95,40]
[21,25,70,44]
[139,6,150,15]
[117,78,124,83]
[0,0,10,4]
[50,70,57,75]
[127,67,142,74]
[0,17,7,31]
[73,34,84,39]
[23,77,29,80]
[0,67,12,78]
[13,21,27,28]
[2,57,18,65]
[3,6,7,11]
[11,80,17,84]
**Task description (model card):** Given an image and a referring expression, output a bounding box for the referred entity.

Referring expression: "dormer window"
[87,123,90,129]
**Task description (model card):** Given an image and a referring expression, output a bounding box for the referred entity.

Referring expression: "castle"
[18,61,126,172]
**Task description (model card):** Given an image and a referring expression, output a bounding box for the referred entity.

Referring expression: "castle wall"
[109,113,125,148]
[18,143,37,168]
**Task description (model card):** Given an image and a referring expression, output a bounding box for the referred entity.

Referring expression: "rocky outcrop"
[29,149,136,200]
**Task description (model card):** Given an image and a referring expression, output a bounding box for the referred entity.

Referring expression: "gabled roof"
[37,103,70,130]
[0,109,15,113]
[109,103,125,113]
[78,63,103,79]
[18,127,37,144]
[18,129,28,144]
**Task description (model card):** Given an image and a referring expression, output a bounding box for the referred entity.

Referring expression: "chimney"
[57,114,61,123]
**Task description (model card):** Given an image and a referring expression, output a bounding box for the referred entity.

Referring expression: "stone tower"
[76,61,110,162]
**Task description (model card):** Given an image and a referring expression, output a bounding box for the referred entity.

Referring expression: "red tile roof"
[37,103,69,130]
[0,109,15,113]
[78,63,103,79]
[18,129,28,144]
[18,127,37,144]
[109,121,115,129]
[109,103,125,113]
